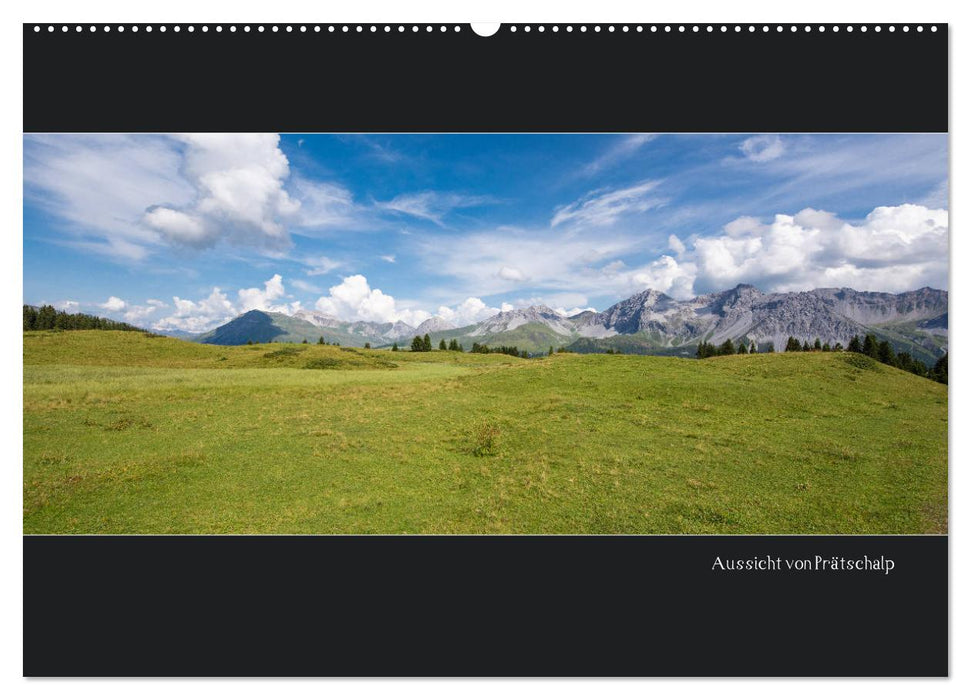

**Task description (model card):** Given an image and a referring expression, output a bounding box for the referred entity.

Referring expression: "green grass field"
[23,330,948,534]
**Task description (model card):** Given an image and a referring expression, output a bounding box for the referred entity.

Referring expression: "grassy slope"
[24,331,947,534]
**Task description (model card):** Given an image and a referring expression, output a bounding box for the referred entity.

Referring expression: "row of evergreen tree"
[23,304,143,332]
[697,330,947,385]
[471,342,530,358]
[841,333,946,384]
[696,338,768,358]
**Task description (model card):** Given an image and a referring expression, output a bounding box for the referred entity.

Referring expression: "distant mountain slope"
[196,310,330,345]
[190,285,948,360]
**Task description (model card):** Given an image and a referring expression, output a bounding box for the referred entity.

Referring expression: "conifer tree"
[737,340,748,354]
[718,339,735,355]
[877,340,894,365]
[364,342,371,349]
[785,336,801,352]
[391,342,399,352]
[439,339,447,351]
[749,342,756,354]
[862,333,879,358]
[931,353,948,384]
[318,336,325,345]
[802,340,811,352]
[847,336,862,353]
[411,336,423,352]
[813,338,822,351]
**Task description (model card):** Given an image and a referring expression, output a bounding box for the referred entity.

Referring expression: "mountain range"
[186,285,948,364]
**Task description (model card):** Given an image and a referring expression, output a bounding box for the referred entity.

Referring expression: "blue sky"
[23,133,948,332]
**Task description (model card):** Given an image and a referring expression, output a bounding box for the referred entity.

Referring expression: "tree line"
[697,329,947,385]
[840,333,946,384]
[696,338,767,358]
[23,304,143,332]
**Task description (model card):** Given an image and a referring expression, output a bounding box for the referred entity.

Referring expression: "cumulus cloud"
[123,300,167,323]
[143,134,300,250]
[314,274,430,326]
[25,133,344,261]
[237,274,287,313]
[551,180,665,228]
[739,135,785,163]
[436,297,503,327]
[155,288,237,333]
[677,203,948,295]
[153,274,301,332]
[630,256,697,300]
[100,296,127,312]
[53,300,80,312]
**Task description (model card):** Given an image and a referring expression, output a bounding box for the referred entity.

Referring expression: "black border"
[24,535,947,677]
[23,23,949,677]
[24,23,947,133]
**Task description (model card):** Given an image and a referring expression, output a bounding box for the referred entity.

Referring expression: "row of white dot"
[33,24,939,34]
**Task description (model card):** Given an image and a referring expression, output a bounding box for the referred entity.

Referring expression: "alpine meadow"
[23,133,949,534]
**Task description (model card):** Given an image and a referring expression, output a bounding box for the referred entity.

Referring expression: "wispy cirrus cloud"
[375,191,496,226]
[551,180,666,229]
[583,134,657,175]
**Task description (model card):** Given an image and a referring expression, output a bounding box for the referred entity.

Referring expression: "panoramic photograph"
[22,133,948,534]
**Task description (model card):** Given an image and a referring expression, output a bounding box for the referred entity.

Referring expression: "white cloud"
[123,300,167,323]
[304,255,343,276]
[100,296,127,312]
[154,288,237,333]
[53,300,80,312]
[556,307,597,317]
[380,254,397,263]
[144,134,300,250]
[551,180,665,228]
[583,134,656,175]
[419,226,641,301]
[290,177,360,230]
[739,135,785,163]
[152,274,300,332]
[668,234,686,256]
[678,203,948,295]
[436,297,505,327]
[630,256,697,300]
[24,134,194,261]
[291,279,323,295]
[375,191,493,226]
[315,274,430,325]
[497,266,527,281]
[237,274,288,313]
[25,133,323,261]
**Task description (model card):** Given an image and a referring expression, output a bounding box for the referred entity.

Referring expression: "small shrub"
[842,353,879,371]
[263,346,306,359]
[470,422,501,457]
[304,358,341,370]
